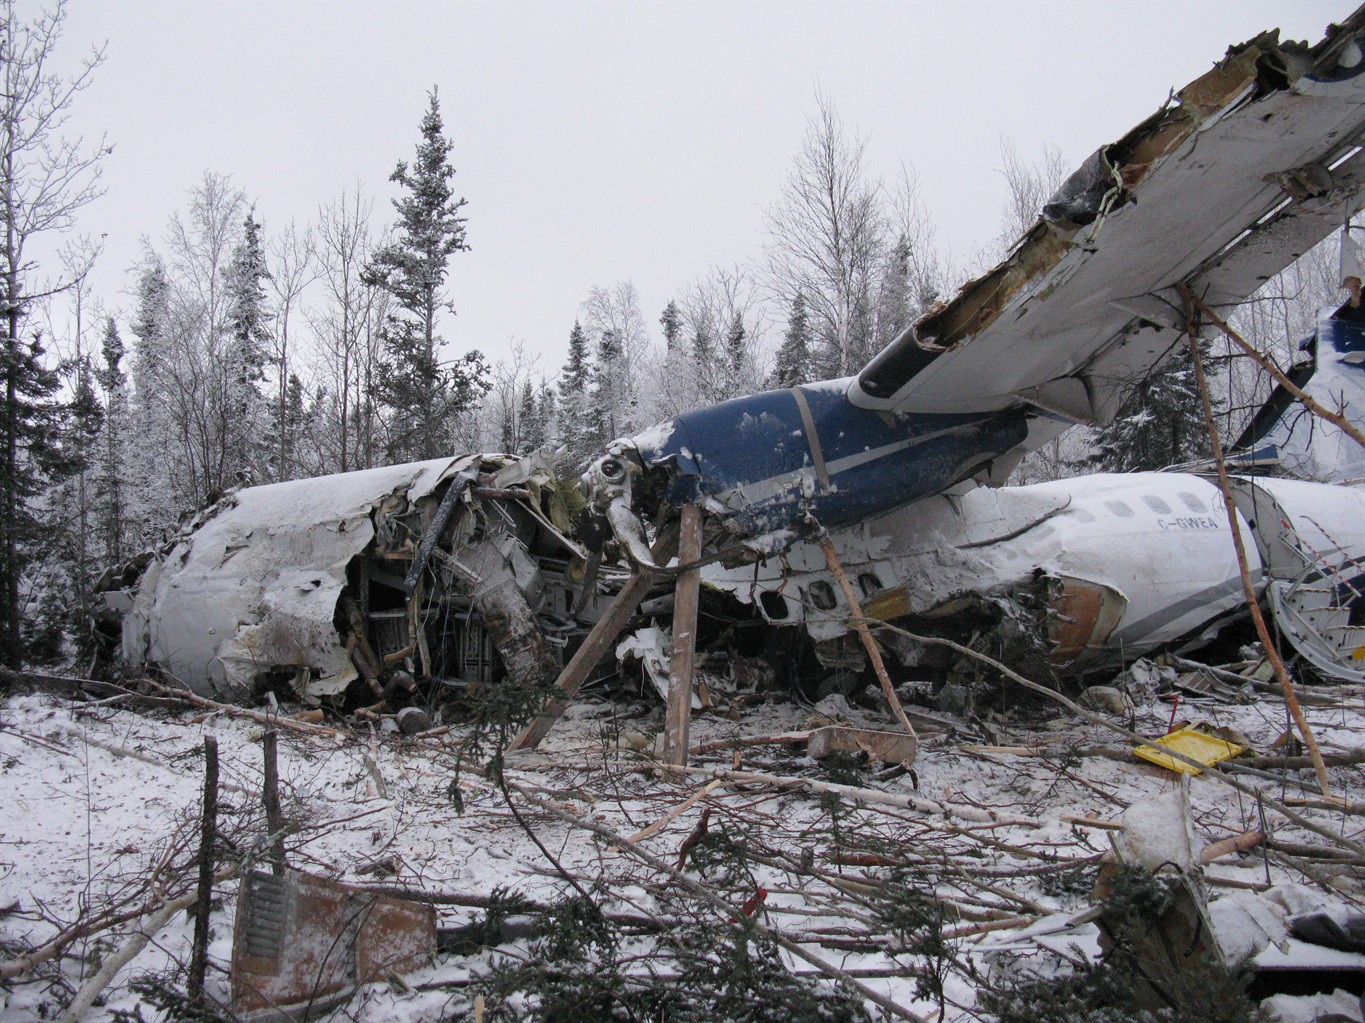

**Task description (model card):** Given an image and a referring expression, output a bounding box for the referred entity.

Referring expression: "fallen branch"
[57,895,192,1023]
[504,780,930,1023]
[0,865,239,982]
[143,679,346,738]
[628,780,723,843]
[1200,829,1264,864]
[690,732,812,755]
[869,619,1365,860]
[654,763,1040,828]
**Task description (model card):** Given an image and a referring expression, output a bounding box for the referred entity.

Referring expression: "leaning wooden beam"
[813,526,918,744]
[508,569,657,752]
[1180,285,1365,455]
[663,504,703,766]
[1185,304,1334,798]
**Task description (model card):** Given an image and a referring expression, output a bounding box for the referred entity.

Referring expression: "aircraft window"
[857,572,882,597]
[1178,492,1206,513]
[1070,508,1096,523]
[760,591,789,621]
[806,580,838,611]
[1103,500,1134,518]
[1142,496,1172,514]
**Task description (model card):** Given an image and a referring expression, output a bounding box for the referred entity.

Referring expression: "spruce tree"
[33,350,103,664]
[592,328,624,442]
[660,300,682,352]
[1088,343,1214,472]
[555,321,594,467]
[873,235,915,351]
[773,292,812,388]
[279,371,307,480]
[726,311,746,378]
[364,87,488,462]
[127,259,178,535]
[517,380,541,453]
[0,331,95,662]
[95,317,128,563]
[223,211,272,480]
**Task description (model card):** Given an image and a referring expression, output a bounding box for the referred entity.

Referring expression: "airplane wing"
[850,10,1365,437]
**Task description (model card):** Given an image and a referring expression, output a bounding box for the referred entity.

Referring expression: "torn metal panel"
[109,453,589,702]
[118,457,472,701]
[699,472,1269,673]
[442,534,560,692]
[850,12,1365,425]
[231,868,435,1022]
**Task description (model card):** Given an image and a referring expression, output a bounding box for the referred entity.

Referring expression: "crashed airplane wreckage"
[107,14,1365,714]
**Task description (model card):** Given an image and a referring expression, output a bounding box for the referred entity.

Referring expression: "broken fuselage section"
[111,454,602,703]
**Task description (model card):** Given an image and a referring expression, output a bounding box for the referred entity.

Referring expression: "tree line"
[1,1,1339,667]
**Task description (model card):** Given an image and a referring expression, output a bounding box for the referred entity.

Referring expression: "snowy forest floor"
[3,663,1365,1023]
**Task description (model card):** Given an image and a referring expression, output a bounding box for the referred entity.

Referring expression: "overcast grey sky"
[46,0,1356,375]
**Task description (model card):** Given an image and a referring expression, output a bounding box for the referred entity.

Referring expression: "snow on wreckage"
[105,9,1365,711]
[22,9,1365,1023]
[107,453,587,704]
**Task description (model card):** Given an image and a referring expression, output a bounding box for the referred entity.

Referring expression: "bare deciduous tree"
[763,90,885,378]
[268,220,317,481]
[311,187,397,471]
[995,137,1067,257]
[130,173,259,515]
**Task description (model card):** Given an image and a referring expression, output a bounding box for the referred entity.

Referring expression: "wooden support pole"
[663,504,703,766]
[508,570,657,752]
[1185,306,1333,797]
[1180,285,1365,455]
[188,735,218,1003]
[262,730,287,874]
[815,528,917,742]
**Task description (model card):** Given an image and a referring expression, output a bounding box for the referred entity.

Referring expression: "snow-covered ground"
[3,664,1365,1022]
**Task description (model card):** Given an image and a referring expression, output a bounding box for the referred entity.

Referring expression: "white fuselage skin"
[702,472,1365,668]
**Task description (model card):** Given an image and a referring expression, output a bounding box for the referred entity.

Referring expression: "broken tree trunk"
[663,504,703,767]
[187,736,218,1003]
[262,730,287,875]
[814,526,918,743]
[1185,308,1333,798]
[509,570,657,752]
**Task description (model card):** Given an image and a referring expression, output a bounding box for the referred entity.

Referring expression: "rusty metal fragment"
[231,868,435,1022]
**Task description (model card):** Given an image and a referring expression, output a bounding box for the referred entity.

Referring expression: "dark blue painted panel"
[631,383,1028,535]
